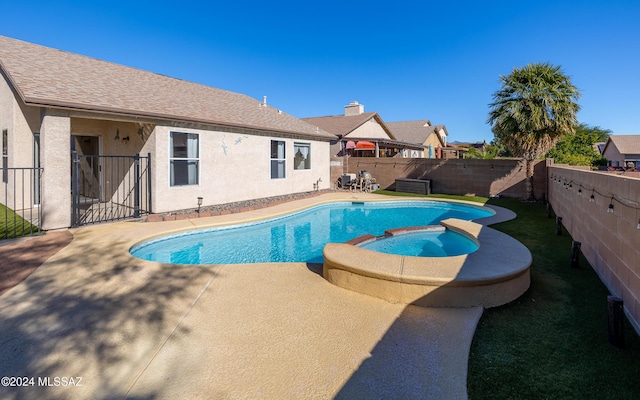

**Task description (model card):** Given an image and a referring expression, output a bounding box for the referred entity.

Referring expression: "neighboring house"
[0,36,334,230]
[302,102,425,158]
[602,135,640,169]
[386,120,448,158]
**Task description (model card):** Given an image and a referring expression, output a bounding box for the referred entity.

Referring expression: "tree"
[545,123,610,166]
[464,138,512,159]
[487,63,581,199]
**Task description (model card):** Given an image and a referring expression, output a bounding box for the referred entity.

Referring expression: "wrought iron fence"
[1,167,43,239]
[71,153,151,226]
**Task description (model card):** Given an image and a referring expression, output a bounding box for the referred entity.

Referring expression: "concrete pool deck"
[0,193,519,399]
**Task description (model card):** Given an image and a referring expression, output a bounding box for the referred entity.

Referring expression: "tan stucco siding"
[345,119,390,139]
[0,73,13,204]
[603,145,624,166]
[0,76,41,168]
[423,134,441,149]
[71,119,145,157]
[150,126,331,213]
[0,73,41,210]
[40,111,71,229]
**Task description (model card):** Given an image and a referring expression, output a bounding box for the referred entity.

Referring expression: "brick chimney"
[344,101,364,116]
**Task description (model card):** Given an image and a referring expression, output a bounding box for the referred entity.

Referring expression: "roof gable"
[0,36,334,139]
[302,112,396,140]
[603,135,640,155]
[387,120,446,146]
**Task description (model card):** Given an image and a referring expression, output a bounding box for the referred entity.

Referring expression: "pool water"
[130,201,493,264]
[358,228,479,257]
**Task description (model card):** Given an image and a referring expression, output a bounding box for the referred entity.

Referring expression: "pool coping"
[322,209,532,308]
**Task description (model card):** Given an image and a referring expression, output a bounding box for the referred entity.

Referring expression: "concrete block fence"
[549,164,640,334]
[331,157,546,200]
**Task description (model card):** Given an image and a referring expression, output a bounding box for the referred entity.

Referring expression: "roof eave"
[22,97,336,141]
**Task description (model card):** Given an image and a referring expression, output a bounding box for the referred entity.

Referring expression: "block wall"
[331,157,547,199]
[549,165,640,334]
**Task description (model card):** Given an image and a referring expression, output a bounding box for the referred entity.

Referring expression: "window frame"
[169,131,200,186]
[2,129,7,183]
[270,140,286,179]
[293,142,311,170]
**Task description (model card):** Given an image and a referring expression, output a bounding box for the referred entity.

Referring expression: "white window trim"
[270,140,286,179]
[169,131,200,186]
[293,142,311,171]
[2,129,8,183]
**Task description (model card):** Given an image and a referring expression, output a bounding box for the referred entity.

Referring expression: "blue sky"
[1,0,638,143]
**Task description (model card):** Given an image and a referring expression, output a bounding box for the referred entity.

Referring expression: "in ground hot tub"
[323,219,532,308]
[355,226,479,257]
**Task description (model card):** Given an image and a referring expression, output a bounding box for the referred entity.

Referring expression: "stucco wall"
[346,119,389,139]
[549,166,640,334]
[71,118,145,158]
[603,145,624,167]
[40,111,71,229]
[423,134,441,155]
[0,71,41,210]
[0,71,14,204]
[151,126,331,213]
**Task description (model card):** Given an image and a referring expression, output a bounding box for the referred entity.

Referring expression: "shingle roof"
[605,135,640,155]
[386,120,446,146]
[0,36,334,140]
[301,113,378,136]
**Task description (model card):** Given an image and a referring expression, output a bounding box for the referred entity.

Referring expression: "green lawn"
[376,192,640,398]
[373,189,489,204]
[0,203,41,239]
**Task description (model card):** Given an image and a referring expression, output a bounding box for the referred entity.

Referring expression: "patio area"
[0,193,515,399]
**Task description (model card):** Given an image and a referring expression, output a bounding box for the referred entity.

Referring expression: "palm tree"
[487,63,581,199]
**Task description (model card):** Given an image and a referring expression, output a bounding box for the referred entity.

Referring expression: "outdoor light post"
[197,197,203,214]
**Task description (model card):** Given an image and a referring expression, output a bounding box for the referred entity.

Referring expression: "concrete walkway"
[0,193,514,399]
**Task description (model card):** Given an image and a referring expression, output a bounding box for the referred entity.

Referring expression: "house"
[602,135,640,169]
[385,120,448,158]
[0,36,335,230]
[302,102,425,158]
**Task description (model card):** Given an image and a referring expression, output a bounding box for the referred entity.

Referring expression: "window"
[293,142,311,170]
[2,129,7,183]
[271,140,285,179]
[170,132,199,186]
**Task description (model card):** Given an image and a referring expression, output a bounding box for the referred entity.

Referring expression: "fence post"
[570,241,581,268]
[134,153,140,218]
[71,151,79,226]
[147,153,152,214]
[607,296,624,348]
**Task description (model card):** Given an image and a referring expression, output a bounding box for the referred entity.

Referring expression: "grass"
[373,189,489,204]
[468,198,640,399]
[376,191,640,398]
[0,203,41,239]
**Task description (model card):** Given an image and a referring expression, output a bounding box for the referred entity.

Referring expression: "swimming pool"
[130,200,493,264]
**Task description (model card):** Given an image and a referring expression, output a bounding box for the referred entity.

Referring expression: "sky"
[1,0,638,143]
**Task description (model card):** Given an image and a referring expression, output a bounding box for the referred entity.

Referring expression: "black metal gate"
[71,152,151,226]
